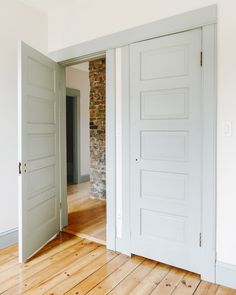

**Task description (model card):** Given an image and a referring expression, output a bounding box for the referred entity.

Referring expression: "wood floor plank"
[87,256,145,295]
[63,228,106,246]
[216,286,236,295]
[0,237,235,295]
[128,263,171,295]
[0,244,18,257]
[150,267,187,295]
[194,281,219,295]
[0,182,235,295]
[0,252,17,264]
[25,246,109,294]
[108,259,157,295]
[0,256,18,273]
[0,244,18,267]
[65,183,106,243]
[1,239,97,294]
[171,272,201,295]
[0,233,81,286]
[0,233,73,277]
[43,250,117,295]
[65,254,129,295]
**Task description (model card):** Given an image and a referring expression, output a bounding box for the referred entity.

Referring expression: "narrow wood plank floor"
[0,232,235,294]
[63,182,106,245]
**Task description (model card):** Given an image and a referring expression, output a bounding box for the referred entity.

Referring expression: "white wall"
[66,66,90,176]
[0,0,47,234]
[46,0,236,267]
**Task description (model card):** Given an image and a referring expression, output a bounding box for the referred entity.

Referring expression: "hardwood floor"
[0,232,235,294]
[1,182,235,294]
[63,182,106,245]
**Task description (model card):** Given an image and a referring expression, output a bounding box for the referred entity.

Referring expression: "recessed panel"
[28,165,55,198]
[141,170,187,200]
[141,45,188,80]
[28,197,56,234]
[27,96,55,124]
[141,131,188,161]
[141,209,186,242]
[28,134,55,160]
[141,88,189,119]
[28,57,55,91]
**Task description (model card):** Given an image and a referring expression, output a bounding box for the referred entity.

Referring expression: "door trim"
[200,24,217,282]
[59,67,68,229]
[66,88,80,184]
[106,50,117,250]
[53,6,217,282]
[49,5,217,65]
[60,52,117,251]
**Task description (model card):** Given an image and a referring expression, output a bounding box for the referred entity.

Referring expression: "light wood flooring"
[63,182,106,245]
[0,232,235,294]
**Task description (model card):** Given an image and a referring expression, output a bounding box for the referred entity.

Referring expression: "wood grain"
[0,232,235,294]
[0,185,235,294]
[63,182,106,245]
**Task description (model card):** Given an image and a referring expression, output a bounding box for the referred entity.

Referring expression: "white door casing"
[18,42,64,262]
[130,29,203,273]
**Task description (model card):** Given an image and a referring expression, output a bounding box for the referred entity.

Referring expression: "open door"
[18,42,64,262]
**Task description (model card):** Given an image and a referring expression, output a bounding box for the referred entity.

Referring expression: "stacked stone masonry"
[89,58,106,199]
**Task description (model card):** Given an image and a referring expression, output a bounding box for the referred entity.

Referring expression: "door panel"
[130,29,202,273]
[18,42,63,262]
[141,88,189,119]
[141,131,188,161]
[141,170,188,201]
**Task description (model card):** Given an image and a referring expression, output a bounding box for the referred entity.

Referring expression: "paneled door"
[130,29,203,273]
[18,42,64,262]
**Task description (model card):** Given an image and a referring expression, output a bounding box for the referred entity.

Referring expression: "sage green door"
[18,42,64,262]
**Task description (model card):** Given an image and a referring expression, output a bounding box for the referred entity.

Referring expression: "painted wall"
[46,0,236,267]
[0,0,47,234]
[66,66,90,176]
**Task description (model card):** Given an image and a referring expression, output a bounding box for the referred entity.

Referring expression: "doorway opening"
[66,94,78,185]
[63,59,107,245]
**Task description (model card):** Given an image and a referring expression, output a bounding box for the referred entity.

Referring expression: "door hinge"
[200,52,203,66]
[18,162,22,175]
[199,232,202,247]
[60,202,62,209]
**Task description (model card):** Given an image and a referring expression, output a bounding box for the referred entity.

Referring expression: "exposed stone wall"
[89,58,106,199]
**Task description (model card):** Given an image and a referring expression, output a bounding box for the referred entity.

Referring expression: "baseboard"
[79,174,90,183]
[0,228,18,250]
[216,261,236,289]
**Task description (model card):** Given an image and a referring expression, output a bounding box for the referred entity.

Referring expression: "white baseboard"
[216,261,236,289]
[0,228,18,250]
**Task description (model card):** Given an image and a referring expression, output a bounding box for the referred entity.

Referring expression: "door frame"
[51,5,217,282]
[66,88,80,185]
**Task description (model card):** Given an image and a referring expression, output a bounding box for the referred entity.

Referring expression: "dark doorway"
[66,96,77,184]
